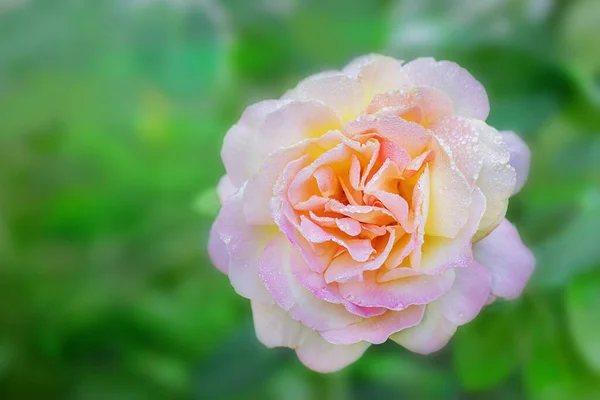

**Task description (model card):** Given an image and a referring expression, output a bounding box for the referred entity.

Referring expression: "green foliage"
[0,0,599,398]
[453,304,518,391]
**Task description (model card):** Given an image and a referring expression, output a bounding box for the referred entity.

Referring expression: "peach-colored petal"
[324,227,397,283]
[243,130,345,225]
[364,190,411,232]
[391,261,491,354]
[366,86,453,127]
[320,305,425,345]
[314,166,341,198]
[284,71,365,121]
[299,216,375,262]
[213,188,277,303]
[344,114,430,157]
[259,234,362,331]
[338,269,455,311]
[402,58,490,120]
[326,199,396,225]
[501,130,530,194]
[288,144,350,205]
[308,212,362,237]
[473,219,535,299]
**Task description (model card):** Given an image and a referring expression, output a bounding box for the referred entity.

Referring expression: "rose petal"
[501,130,531,194]
[342,54,409,99]
[320,305,425,345]
[426,137,472,238]
[324,227,397,283]
[391,261,491,354]
[338,269,455,311]
[284,71,365,121]
[295,330,370,373]
[216,175,237,203]
[473,219,535,299]
[402,58,490,120]
[221,100,285,186]
[344,114,430,158]
[259,234,362,331]
[252,301,370,373]
[474,125,516,239]
[213,187,277,302]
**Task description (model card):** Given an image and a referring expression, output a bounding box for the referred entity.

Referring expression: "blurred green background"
[1,0,599,398]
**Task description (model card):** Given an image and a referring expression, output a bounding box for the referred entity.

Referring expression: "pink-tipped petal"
[338,269,455,311]
[344,114,430,157]
[501,130,531,194]
[259,234,362,331]
[473,219,535,299]
[391,262,491,354]
[402,58,490,120]
[213,188,276,303]
[320,305,425,345]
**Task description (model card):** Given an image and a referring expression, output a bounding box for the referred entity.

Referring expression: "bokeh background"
[1,0,600,398]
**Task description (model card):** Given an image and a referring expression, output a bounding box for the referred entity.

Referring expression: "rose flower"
[208,55,534,373]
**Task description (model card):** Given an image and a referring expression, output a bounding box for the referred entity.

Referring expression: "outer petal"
[402,58,490,120]
[473,219,535,299]
[295,330,370,373]
[221,100,285,187]
[501,130,531,194]
[475,125,517,239]
[284,71,365,121]
[213,187,277,303]
[252,301,370,373]
[216,175,237,203]
[342,54,409,100]
[222,100,342,187]
[208,221,229,274]
[391,262,492,354]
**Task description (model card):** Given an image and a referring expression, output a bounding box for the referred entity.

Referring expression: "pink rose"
[208,55,534,373]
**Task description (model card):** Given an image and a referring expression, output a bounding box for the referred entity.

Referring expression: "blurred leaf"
[532,188,600,287]
[387,0,556,59]
[560,0,600,105]
[453,305,518,391]
[566,269,600,372]
[194,322,292,400]
[353,345,456,398]
[524,297,600,400]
